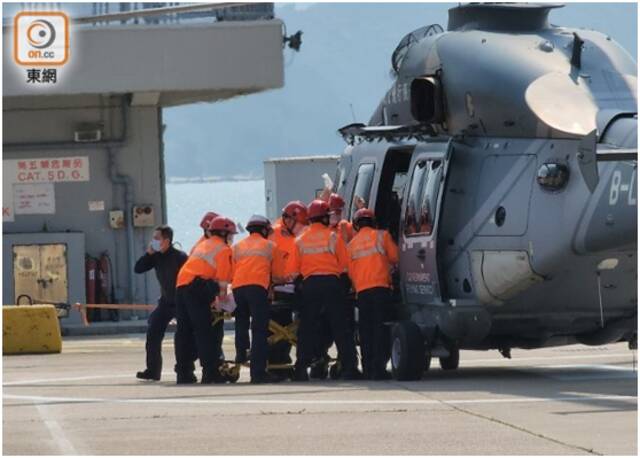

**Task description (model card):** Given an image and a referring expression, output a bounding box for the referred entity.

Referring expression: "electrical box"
[109,210,125,229]
[133,204,155,227]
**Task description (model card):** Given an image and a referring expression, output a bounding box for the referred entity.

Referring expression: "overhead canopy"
[3,18,285,107]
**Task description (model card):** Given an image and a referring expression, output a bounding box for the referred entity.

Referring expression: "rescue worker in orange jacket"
[270,201,308,275]
[231,215,287,384]
[268,201,308,370]
[289,200,361,381]
[347,208,399,380]
[189,211,218,255]
[174,216,235,384]
[328,193,354,244]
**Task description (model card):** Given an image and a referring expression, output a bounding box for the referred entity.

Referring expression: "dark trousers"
[297,275,357,372]
[174,279,221,375]
[358,287,392,377]
[233,285,270,379]
[145,303,175,376]
[268,305,293,365]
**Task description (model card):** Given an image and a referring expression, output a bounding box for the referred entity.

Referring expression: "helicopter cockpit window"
[391,24,444,74]
[404,160,427,236]
[350,163,375,219]
[417,160,443,236]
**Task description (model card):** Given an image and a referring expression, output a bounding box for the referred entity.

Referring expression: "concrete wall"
[3,95,164,314]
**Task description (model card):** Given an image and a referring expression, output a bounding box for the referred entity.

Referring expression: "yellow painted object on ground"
[3,305,62,354]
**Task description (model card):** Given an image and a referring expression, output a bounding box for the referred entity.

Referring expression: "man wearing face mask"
[134,225,188,381]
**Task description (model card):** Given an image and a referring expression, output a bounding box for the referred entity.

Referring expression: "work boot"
[136,369,161,381]
[292,365,309,382]
[340,368,364,381]
[201,367,228,384]
[176,372,197,384]
[250,372,285,384]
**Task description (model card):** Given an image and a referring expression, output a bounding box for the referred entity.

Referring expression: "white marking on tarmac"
[4,393,636,406]
[35,402,78,454]
[3,353,632,386]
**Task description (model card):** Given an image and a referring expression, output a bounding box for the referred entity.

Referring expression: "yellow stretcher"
[211,306,300,383]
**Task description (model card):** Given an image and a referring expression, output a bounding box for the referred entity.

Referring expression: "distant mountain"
[163,2,638,179]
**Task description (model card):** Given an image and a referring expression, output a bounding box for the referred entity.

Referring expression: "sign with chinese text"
[4,156,90,183]
[14,183,55,215]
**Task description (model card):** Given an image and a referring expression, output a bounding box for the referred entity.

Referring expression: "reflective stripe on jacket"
[176,235,232,288]
[188,234,207,255]
[347,227,399,293]
[231,233,285,290]
[290,223,348,279]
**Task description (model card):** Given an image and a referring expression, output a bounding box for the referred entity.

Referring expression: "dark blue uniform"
[135,246,187,379]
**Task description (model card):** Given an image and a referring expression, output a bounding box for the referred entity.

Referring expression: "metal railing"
[4,2,274,27]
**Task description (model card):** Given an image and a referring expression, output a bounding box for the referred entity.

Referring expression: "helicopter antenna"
[349,103,357,123]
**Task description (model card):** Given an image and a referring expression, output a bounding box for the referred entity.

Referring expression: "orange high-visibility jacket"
[347,227,399,293]
[332,219,354,244]
[189,234,207,255]
[231,233,286,290]
[269,222,297,277]
[177,235,232,288]
[290,223,348,279]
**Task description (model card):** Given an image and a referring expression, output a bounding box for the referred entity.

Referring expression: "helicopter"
[333,3,637,380]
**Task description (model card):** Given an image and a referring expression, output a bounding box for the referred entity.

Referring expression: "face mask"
[227,235,235,245]
[330,214,340,227]
[150,239,162,252]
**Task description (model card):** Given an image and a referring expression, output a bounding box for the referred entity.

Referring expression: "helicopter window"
[391,24,444,74]
[404,160,428,236]
[417,160,443,236]
[350,163,376,219]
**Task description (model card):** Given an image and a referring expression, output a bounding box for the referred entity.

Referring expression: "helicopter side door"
[399,142,449,306]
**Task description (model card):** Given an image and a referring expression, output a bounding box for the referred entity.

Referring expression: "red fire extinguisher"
[98,252,118,321]
[97,253,110,304]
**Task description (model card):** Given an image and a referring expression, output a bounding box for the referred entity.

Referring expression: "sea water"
[166,180,265,252]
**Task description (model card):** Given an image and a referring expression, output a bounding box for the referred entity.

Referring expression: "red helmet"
[246,214,272,231]
[282,201,308,224]
[199,211,219,230]
[209,216,238,234]
[353,208,375,225]
[328,193,346,212]
[307,199,330,220]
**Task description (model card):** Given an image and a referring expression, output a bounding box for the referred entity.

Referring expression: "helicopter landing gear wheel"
[439,346,459,371]
[391,321,425,381]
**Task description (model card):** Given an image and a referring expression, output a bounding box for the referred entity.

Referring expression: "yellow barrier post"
[3,305,62,355]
